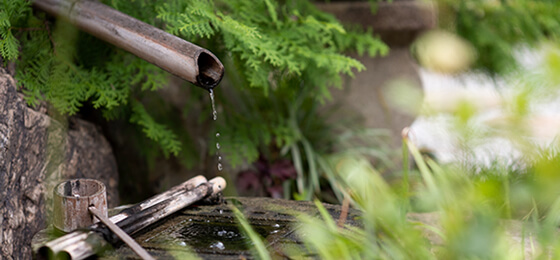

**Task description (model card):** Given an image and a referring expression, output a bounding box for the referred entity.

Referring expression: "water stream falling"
[209,89,223,171]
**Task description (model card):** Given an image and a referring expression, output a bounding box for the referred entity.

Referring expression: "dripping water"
[209,89,223,171]
[216,132,223,171]
[210,89,218,121]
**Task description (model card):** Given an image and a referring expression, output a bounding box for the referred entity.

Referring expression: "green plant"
[158,0,388,168]
[0,0,29,61]
[232,206,271,260]
[435,0,560,74]
[231,39,560,260]
[1,0,387,197]
[235,136,560,259]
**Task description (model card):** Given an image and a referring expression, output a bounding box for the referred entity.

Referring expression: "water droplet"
[188,219,192,222]
[209,241,225,250]
[219,209,223,214]
[226,231,236,238]
[272,223,280,228]
[209,91,224,174]
[206,220,210,223]
[178,241,187,246]
[270,230,279,234]
[217,230,227,237]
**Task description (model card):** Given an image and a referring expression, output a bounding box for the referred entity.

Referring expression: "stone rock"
[325,48,423,148]
[316,1,434,149]
[316,0,437,46]
[0,67,119,259]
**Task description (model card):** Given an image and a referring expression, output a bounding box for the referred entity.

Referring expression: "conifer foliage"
[157,0,387,98]
[1,0,387,168]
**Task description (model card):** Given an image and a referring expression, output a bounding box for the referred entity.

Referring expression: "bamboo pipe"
[39,176,208,259]
[98,178,226,244]
[108,175,208,224]
[33,0,224,90]
[37,177,226,260]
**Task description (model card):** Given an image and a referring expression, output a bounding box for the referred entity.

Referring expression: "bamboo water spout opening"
[33,0,224,90]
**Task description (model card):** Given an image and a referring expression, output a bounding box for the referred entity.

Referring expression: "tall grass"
[236,140,560,259]
[233,44,560,259]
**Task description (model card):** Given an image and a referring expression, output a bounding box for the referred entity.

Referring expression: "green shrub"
[1,0,388,197]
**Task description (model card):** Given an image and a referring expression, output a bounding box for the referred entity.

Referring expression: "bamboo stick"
[32,0,224,90]
[37,176,226,260]
[89,206,155,260]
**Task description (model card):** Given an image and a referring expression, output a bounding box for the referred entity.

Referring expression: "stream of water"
[209,89,223,171]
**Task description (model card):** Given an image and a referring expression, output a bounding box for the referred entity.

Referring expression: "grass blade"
[232,206,272,260]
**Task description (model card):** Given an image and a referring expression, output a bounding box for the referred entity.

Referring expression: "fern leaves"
[0,28,19,62]
[129,100,181,157]
[157,0,387,98]
[0,0,30,61]
[154,0,389,166]
[157,2,218,39]
[2,0,388,165]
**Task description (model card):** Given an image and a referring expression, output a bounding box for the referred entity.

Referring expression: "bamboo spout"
[33,0,224,89]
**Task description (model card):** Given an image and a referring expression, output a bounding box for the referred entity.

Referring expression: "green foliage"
[296,201,371,259]
[236,141,560,259]
[157,0,387,97]
[129,100,182,157]
[9,10,178,154]
[437,0,560,74]
[232,206,271,260]
[156,0,388,199]
[0,0,386,173]
[0,0,30,61]
[231,21,560,260]
[0,0,185,158]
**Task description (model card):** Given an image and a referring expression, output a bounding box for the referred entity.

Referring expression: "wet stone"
[103,197,362,259]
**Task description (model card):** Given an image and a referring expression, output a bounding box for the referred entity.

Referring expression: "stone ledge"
[315,0,437,46]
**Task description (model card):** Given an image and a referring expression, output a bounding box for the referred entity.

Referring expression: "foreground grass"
[234,136,560,259]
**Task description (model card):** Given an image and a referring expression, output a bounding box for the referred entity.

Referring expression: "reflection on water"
[167,221,284,252]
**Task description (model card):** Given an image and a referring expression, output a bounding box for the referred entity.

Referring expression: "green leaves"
[129,100,182,157]
[5,7,173,156]
[0,0,30,61]
[0,29,18,61]
[438,0,560,74]
[4,0,387,170]
[15,21,138,115]
[231,206,272,260]
[157,0,387,97]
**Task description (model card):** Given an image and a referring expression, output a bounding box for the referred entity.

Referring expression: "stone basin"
[105,197,361,259]
[34,197,361,259]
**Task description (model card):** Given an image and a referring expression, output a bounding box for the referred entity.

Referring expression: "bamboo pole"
[37,176,226,260]
[108,175,208,224]
[101,178,225,243]
[89,206,155,260]
[32,0,224,90]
